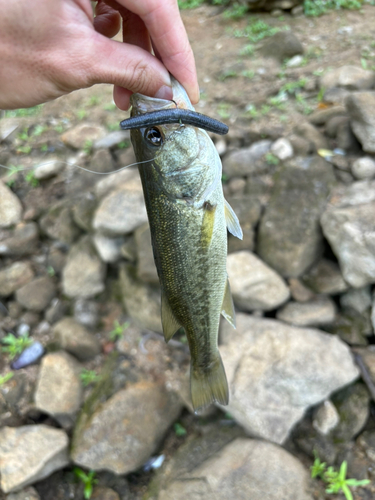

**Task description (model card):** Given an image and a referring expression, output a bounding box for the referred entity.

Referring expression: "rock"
[53,317,100,360]
[320,180,375,287]
[34,351,83,428]
[39,202,80,245]
[33,158,65,180]
[89,148,114,174]
[270,138,293,160]
[94,167,138,199]
[227,251,290,311]
[12,342,44,369]
[302,258,348,295]
[93,176,148,235]
[157,437,312,500]
[94,130,130,149]
[288,278,316,302]
[6,486,40,500]
[340,286,372,314]
[47,246,67,275]
[219,314,359,443]
[346,91,375,152]
[119,263,162,333]
[0,425,69,493]
[293,121,328,151]
[287,134,311,156]
[62,236,106,298]
[308,106,347,126]
[72,193,97,232]
[336,120,361,152]
[15,277,56,312]
[71,381,182,474]
[73,299,99,329]
[227,195,261,253]
[325,115,349,138]
[357,347,375,384]
[134,223,159,284]
[222,140,271,178]
[285,54,304,67]
[227,177,246,195]
[0,222,39,256]
[261,31,304,62]
[0,262,34,297]
[313,400,339,435]
[258,156,336,277]
[329,309,372,345]
[373,292,375,331]
[93,233,124,263]
[331,383,370,443]
[0,181,22,228]
[61,124,106,150]
[351,156,375,179]
[91,487,120,500]
[320,66,375,91]
[276,298,336,327]
[323,86,352,106]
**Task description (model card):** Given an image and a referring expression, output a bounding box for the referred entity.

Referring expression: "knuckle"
[127,59,149,93]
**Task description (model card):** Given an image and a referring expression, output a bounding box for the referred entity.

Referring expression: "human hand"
[0,0,199,110]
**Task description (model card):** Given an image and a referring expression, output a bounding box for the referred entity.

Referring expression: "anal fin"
[224,199,243,240]
[221,279,236,328]
[161,291,181,343]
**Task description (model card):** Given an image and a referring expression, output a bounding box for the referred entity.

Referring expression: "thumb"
[87,33,173,101]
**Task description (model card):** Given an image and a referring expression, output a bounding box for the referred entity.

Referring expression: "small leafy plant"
[1,333,33,360]
[74,468,98,499]
[174,422,187,437]
[109,320,130,341]
[0,372,14,386]
[311,457,370,500]
[25,170,39,187]
[80,369,100,387]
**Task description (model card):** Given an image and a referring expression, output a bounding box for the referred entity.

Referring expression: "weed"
[245,104,259,119]
[317,87,325,102]
[0,372,14,386]
[241,70,255,79]
[104,102,116,111]
[281,78,307,95]
[217,103,231,119]
[54,124,65,134]
[32,124,46,137]
[74,468,98,499]
[83,140,93,155]
[25,170,39,187]
[304,0,363,17]
[88,96,100,106]
[223,3,248,19]
[2,333,33,360]
[17,145,32,154]
[76,109,87,120]
[17,129,29,142]
[265,153,280,165]
[109,320,130,341]
[295,94,313,115]
[311,457,370,500]
[4,105,43,119]
[178,0,204,9]
[234,17,286,43]
[107,123,119,131]
[174,423,187,437]
[221,173,229,184]
[40,144,49,152]
[80,369,100,387]
[117,140,130,150]
[239,44,255,57]
[218,69,238,81]
[47,266,55,277]
[361,57,368,69]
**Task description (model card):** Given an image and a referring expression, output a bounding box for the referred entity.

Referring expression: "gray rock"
[0,425,69,493]
[91,487,121,500]
[94,167,138,199]
[302,258,348,295]
[288,278,316,302]
[372,292,375,331]
[270,138,294,160]
[293,121,328,151]
[15,276,56,312]
[89,148,114,174]
[33,158,65,180]
[72,193,97,232]
[158,437,312,500]
[62,236,106,298]
[329,309,372,346]
[0,222,39,256]
[94,130,130,149]
[258,156,336,277]
[287,134,311,156]
[320,66,375,91]
[6,486,40,500]
[93,233,124,263]
[312,400,339,435]
[34,351,83,428]
[226,177,246,195]
[351,156,375,179]
[0,182,22,228]
[0,262,34,297]
[227,251,290,311]
[71,381,182,474]
[325,115,350,138]
[320,180,375,287]
[346,91,375,152]
[336,120,361,152]
[61,123,106,150]
[324,86,352,106]
[340,286,372,314]
[53,317,100,360]
[93,176,148,235]
[73,299,99,329]
[227,195,261,253]
[222,140,271,178]
[276,298,336,327]
[261,31,304,62]
[308,106,347,126]
[134,223,159,284]
[119,263,162,333]
[39,202,80,245]
[219,314,359,443]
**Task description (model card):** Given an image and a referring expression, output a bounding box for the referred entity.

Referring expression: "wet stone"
[0,262,34,297]
[15,276,56,312]
[94,130,130,149]
[0,181,23,229]
[53,317,100,360]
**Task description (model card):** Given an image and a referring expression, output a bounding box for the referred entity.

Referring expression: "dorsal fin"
[221,279,236,328]
[224,199,243,240]
[161,291,181,342]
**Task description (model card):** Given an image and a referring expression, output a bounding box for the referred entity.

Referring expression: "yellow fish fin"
[191,352,229,413]
[224,199,243,240]
[221,279,236,328]
[161,291,181,343]
[201,202,216,250]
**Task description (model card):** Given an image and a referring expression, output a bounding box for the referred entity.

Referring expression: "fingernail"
[154,85,173,100]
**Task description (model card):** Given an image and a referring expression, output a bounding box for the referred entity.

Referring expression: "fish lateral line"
[120,109,229,135]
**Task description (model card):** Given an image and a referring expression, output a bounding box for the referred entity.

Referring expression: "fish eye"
[144,127,163,147]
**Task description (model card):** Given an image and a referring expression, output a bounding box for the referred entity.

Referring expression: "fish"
[127,78,242,412]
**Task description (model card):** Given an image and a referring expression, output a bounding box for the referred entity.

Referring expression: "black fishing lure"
[120,108,228,135]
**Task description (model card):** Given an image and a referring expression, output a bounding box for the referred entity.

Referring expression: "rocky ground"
[1,3,375,500]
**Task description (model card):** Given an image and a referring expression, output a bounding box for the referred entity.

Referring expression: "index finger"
[114,0,199,103]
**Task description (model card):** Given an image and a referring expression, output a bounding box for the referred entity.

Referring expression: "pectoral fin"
[224,199,243,240]
[221,279,236,328]
[201,202,216,250]
[161,291,181,342]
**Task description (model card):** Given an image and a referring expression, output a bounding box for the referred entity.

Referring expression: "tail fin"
[190,353,229,413]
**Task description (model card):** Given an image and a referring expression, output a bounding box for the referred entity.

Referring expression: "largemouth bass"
[128,79,242,411]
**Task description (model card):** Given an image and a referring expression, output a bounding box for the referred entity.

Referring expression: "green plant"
[83,140,93,155]
[117,140,130,149]
[311,458,370,500]
[265,152,279,165]
[76,109,87,120]
[109,320,130,341]
[304,0,362,17]
[25,170,39,187]
[4,105,43,118]
[1,333,33,360]
[0,372,14,386]
[223,2,247,19]
[174,423,187,437]
[239,44,255,57]
[32,124,47,137]
[217,103,231,119]
[218,69,238,81]
[40,144,49,152]
[74,468,98,499]
[80,369,100,387]
[178,0,204,8]
[241,70,255,79]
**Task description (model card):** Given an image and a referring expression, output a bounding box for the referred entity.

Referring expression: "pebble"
[33,158,65,180]
[53,316,100,360]
[276,298,336,327]
[0,262,34,297]
[39,201,80,245]
[351,156,375,179]
[302,258,348,295]
[270,138,294,160]
[11,342,44,370]
[93,233,124,263]
[313,400,340,435]
[340,286,372,314]
[15,276,56,312]
[320,65,375,91]
[73,299,99,329]
[346,91,375,153]
[134,223,159,284]
[6,486,41,500]
[0,222,39,256]
[0,181,23,229]
[94,130,130,149]
[61,123,106,150]
[222,140,271,178]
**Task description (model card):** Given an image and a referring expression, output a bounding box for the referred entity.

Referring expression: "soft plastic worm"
[120,109,229,135]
